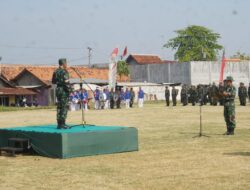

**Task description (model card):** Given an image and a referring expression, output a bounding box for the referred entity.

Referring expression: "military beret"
[59,58,67,66]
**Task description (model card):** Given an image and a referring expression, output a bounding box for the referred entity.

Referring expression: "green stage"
[0,125,138,159]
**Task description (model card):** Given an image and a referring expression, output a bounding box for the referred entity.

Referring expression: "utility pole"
[87,47,92,67]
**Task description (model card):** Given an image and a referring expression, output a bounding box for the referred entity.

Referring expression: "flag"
[219,50,226,82]
[111,48,119,58]
[122,46,128,57]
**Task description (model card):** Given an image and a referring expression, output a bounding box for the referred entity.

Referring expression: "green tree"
[117,60,130,80]
[164,25,223,62]
[231,52,250,60]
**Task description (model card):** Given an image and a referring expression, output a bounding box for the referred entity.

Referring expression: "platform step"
[0,147,24,156]
[8,138,29,143]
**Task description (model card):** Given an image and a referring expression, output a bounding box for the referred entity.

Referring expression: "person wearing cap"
[52,58,71,129]
[238,82,247,106]
[222,76,236,135]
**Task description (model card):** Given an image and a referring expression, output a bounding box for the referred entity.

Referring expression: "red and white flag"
[111,48,119,58]
[219,50,226,82]
[122,46,128,57]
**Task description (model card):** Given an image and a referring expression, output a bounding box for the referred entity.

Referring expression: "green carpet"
[0,125,138,159]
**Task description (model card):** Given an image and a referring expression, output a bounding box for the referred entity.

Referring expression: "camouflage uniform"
[248,84,250,102]
[171,87,178,106]
[223,76,236,135]
[210,83,219,106]
[218,82,225,106]
[165,87,170,106]
[189,86,197,106]
[53,59,71,129]
[181,85,188,106]
[238,83,247,106]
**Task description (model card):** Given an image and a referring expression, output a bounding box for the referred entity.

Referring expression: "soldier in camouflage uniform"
[52,58,71,129]
[223,76,236,135]
[189,85,197,106]
[218,82,225,106]
[181,85,188,106]
[171,86,178,106]
[165,86,170,106]
[238,82,247,106]
[210,82,219,106]
[248,83,250,102]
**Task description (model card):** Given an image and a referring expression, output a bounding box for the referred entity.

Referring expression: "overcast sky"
[0,0,249,65]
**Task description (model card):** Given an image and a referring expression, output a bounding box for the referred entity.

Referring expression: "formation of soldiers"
[165,82,250,107]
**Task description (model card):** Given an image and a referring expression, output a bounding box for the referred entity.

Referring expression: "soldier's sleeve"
[229,87,236,98]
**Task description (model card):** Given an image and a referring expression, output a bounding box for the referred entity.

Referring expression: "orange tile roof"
[1,65,129,84]
[127,54,162,64]
[0,87,36,95]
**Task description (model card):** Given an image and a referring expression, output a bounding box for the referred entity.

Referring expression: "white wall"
[190,61,250,87]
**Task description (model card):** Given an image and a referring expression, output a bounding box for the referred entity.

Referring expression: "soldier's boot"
[57,120,63,129]
[62,119,71,129]
[223,126,230,135]
[230,128,235,135]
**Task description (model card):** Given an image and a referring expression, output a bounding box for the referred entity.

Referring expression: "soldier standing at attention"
[165,86,170,106]
[248,83,250,102]
[218,82,225,106]
[171,86,178,106]
[190,85,197,106]
[211,82,219,106]
[238,82,247,106]
[223,76,236,135]
[52,58,71,129]
[181,85,188,106]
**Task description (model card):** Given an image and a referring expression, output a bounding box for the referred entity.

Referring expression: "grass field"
[0,103,250,190]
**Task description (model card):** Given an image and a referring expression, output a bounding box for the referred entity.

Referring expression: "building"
[0,74,36,106]
[126,54,250,87]
[1,64,128,106]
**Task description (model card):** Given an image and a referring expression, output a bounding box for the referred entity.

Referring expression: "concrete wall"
[190,61,250,87]
[129,61,250,87]
[129,63,191,84]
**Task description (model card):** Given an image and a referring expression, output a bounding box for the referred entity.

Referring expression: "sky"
[0,0,249,65]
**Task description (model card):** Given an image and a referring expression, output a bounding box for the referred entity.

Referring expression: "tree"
[231,51,250,60]
[117,60,130,80]
[164,25,223,62]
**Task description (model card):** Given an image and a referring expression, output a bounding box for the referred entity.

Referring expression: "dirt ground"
[0,103,250,190]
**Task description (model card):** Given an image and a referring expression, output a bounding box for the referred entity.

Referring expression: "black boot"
[62,119,71,129]
[224,126,230,135]
[230,128,235,135]
[57,120,63,129]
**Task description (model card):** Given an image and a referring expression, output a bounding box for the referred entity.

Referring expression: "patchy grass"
[0,106,55,112]
[0,103,250,190]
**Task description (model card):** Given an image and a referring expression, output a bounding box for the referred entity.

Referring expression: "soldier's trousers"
[172,96,177,106]
[224,102,236,129]
[239,97,246,106]
[181,96,188,106]
[166,97,170,106]
[57,96,69,122]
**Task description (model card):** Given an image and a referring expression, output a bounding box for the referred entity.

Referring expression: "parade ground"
[0,103,250,190]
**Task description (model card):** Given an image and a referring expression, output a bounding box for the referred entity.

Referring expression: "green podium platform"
[0,125,138,159]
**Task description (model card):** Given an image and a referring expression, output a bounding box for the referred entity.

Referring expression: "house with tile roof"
[0,74,36,106]
[0,64,129,106]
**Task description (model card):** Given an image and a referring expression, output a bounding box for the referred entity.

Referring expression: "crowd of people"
[165,82,250,107]
[69,87,145,111]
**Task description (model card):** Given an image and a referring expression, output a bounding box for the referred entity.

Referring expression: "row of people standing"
[165,82,250,106]
[94,87,145,110]
[69,89,89,111]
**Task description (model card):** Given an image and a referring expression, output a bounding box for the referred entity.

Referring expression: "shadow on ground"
[224,152,250,157]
